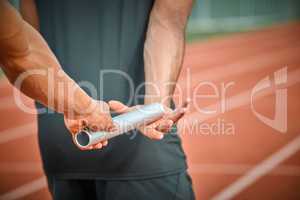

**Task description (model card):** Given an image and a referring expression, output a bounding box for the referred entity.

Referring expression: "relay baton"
[74,103,166,148]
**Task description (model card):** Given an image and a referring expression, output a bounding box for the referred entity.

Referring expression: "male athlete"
[0,0,194,199]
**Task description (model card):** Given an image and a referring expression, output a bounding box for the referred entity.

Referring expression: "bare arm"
[144,0,193,107]
[0,0,112,150]
[20,0,39,30]
[0,0,90,115]
[109,0,193,140]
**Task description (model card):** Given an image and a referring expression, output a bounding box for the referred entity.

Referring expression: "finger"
[88,115,115,132]
[89,124,100,132]
[80,143,102,151]
[81,119,88,128]
[163,99,190,123]
[87,146,94,150]
[102,140,108,146]
[140,126,164,140]
[108,100,130,113]
[93,143,103,149]
[109,100,142,114]
[156,119,173,133]
[88,122,111,132]
[164,107,187,123]
[78,145,93,151]
[87,122,102,132]
[65,118,85,135]
[180,98,191,109]
[103,120,115,132]
[105,118,115,131]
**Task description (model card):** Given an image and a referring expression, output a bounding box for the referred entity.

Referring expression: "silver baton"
[74,103,166,148]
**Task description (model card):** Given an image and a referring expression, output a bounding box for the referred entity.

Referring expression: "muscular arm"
[20,0,39,30]
[108,0,194,140]
[0,0,113,150]
[0,0,91,116]
[144,0,193,107]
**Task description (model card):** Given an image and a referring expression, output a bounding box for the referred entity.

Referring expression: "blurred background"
[1,0,300,199]
[187,0,300,41]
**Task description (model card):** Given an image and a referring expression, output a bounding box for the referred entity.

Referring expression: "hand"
[108,100,189,140]
[64,99,114,150]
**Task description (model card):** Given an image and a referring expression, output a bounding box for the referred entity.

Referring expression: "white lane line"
[0,162,42,173]
[211,134,300,200]
[0,177,47,200]
[0,123,36,144]
[190,163,300,176]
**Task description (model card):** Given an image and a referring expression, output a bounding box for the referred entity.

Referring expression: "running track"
[0,22,299,200]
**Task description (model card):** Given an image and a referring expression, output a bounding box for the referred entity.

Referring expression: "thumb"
[108,100,129,114]
[64,117,85,135]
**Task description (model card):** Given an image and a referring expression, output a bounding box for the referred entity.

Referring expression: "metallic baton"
[74,103,166,148]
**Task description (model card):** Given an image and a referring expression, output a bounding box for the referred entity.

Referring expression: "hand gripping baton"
[74,103,166,148]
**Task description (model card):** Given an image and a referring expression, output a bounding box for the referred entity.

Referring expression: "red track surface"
[0,22,299,200]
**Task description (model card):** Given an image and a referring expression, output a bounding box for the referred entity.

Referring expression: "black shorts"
[47,171,195,200]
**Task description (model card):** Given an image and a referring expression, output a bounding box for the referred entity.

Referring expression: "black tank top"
[35,0,187,179]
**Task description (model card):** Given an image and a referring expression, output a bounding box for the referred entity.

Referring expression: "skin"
[141,0,194,138]
[110,0,194,139]
[0,0,193,150]
[0,0,113,150]
[144,0,193,107]
[20,0,39,30]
